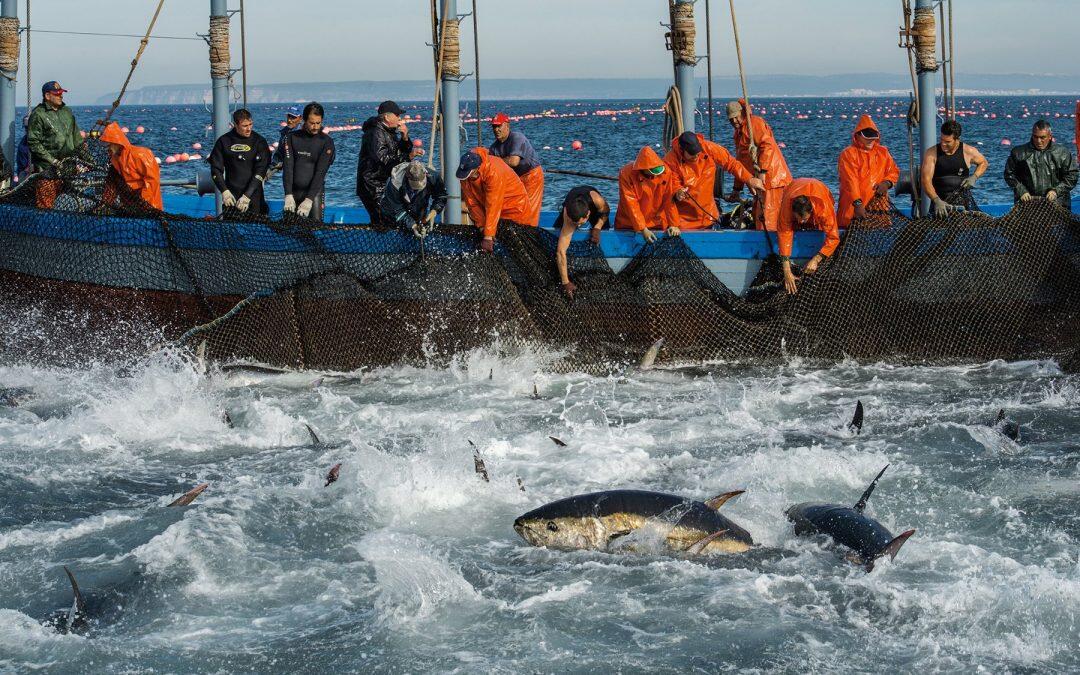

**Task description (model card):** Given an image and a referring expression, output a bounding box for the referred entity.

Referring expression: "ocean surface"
[1,96,1079,673]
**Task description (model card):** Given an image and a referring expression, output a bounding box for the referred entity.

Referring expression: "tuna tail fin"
[848,400,864,434]
[880,528,916,562]
[704,489,745,511]
[63,566,87,630]
[548,436,567,447]
[684,529,729,556]
[305,423,321,446]
[854,465,889,513]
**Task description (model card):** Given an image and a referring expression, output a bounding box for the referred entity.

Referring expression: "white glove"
[297,198,314,218]
[283,195,296,212]
[236,195,251,212]
[221,190,236,208]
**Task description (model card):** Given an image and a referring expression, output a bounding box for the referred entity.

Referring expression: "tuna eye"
[546,521,559,532]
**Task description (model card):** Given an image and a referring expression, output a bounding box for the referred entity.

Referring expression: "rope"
[900,0,919,117]
[668,1,697,66]
[25,29,200,41]
[938,1,948,117]
[24,0,30,110]
[546,168,617,182]
[912,6,938,73]
[101,0,167,126]
[472,0,481,146]
[727,0,759,171]
[704,0,714,140]
[209,14,230,80]
[239,0,248,107]
[947,0,955,118]
[441,17,461,78]
[662,85,684,151]
[0,16,20,76]
[427,0,452,169]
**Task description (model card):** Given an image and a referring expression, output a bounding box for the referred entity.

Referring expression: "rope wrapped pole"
[914,0,938,216]
[0,0,19,169]
[667,0,697,133]
[471,0,481,146]
[209,0,231,215]
[438,0,462,224]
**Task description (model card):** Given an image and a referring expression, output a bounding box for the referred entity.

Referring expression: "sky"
[22,0,1080,103]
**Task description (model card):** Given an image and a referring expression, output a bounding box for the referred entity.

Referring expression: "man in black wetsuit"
[920,119,988,215]
[207,108,271,214]
[356,100,421,225]
[283,102,336,220]
[272,105,302,167]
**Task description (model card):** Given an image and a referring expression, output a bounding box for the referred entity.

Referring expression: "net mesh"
[1,154,1078,373]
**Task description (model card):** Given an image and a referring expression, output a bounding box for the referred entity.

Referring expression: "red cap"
[491,112,510,126]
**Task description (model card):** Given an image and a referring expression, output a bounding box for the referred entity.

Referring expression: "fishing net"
[0,152,1078,373]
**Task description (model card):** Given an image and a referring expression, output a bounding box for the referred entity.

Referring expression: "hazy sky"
[22,0,1079,103]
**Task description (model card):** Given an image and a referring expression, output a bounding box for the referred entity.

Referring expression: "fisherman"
[665,130,764,229]
[1003,120,1078,210]
[27,81,89,209]
[777,178,838,295]
[282,102,336,220]
[457,148,531,252]
[725,99,792,231]
[489,112,544,226]
[207,108,271,215]
[271,105,302,167]
[614,146,686,242]
[15,115,32,183]
[381,160,448,235]
[98,122,163,210]
[920,119,988,214]
[357,100,420,225]
[553,186,610,299]
[837,115,900,228]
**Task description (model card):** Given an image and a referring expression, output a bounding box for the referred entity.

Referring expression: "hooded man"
[357,100,422,225]
[778,178,839,295]
[457,147,531,252]
[614,146,686,242]
[1003,119,1078,210]
[99,122,162,210]
[726,99,792,231]
[382,160,448,234]
[207,108,271,215]
[664,131,764,230]
[837,115,900,228]
[489,112,544,226]
[27,81,88,208]
[282,102,335,220]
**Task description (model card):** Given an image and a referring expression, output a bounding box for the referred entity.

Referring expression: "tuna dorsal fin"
[854,465,889,513]
[848,400,864,434]
[305,423,321,446]
[167,483,209,507]
[995,409,1006,425]
[548,436,567,447]
[684,529,729,556]
[881,528,916,561]
[468,441,489,482]
[704,489,745,511]
[63,566,86,630]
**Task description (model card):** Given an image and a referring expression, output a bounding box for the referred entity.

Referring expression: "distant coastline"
[93,74,1080,106]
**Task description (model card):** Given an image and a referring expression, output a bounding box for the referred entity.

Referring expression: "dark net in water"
[0,160,1078,373]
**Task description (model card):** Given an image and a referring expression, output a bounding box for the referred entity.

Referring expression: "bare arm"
[965,144,988,178]
[590,191,610,230]
[920,146,940,201]
[555,214,574,284]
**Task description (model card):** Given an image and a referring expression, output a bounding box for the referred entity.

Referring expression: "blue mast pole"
[210,0,230,214]
[915,0,938,216]
[0,0,18,170]
[440,0,462,224]
[674,0,696,133]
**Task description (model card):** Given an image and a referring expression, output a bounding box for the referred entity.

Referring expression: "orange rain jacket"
[614,146,682,232]
[778,178,839,259]
[664,133,755,229]
[100,122,162,210]
[837,115,900,227]
[460,147,531,237]
[731,99,791,191]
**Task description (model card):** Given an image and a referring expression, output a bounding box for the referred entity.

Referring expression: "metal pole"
[0,0,18,168]
[674,0,696,133]
[440,0,461,224]
[210,0,230,214]
[915,0,938,216]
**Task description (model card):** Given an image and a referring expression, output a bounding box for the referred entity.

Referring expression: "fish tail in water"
[167,483,209,507]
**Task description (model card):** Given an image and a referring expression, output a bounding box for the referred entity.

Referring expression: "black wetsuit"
[207,129,271,214]
[558,185,608,228]
[932,142,973,207]
[283,129,336,220]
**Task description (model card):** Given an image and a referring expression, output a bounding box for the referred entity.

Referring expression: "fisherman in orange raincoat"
[489,113,544,226]
[725,99,792,231]
[837,115,899,228]
[777,177,839,294]
[614,146,686,242]
[99,122,162,210]
[664,131,764,230]
[456,147,531,252]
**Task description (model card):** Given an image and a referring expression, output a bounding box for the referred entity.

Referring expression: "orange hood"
[100,122,132,148]
[850,115,881,149]
[632,146,664,171]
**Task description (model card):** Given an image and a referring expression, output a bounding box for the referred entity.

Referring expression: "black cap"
[378,100,405,116]
[456,151,482,179]
[678,131,702,155]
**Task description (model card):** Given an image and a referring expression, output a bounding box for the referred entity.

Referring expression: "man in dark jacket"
[271,105,302,167]
[1004,119,1078,209]
[27,81,88,208]
[207,108,271,215]
[381,160,448,234]
[283,102,335,221]
[356,100,421,225]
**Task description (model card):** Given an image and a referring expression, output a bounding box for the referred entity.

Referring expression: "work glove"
[424,209,438,226]
[283,195,297,212]
[297,198,314,218]
[236,195,251,213]
[933,197,958,215]
[641,228,657,244]
[221,190,236,208]
[562,280,577,300]
[479,237,494,253]
[960,175,979,190]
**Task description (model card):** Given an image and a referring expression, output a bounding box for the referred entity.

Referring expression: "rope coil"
[209,15,230,80]
[0,17,20,74]
[912,7,938,73]
[441,18,461,78]
[668,2,697,66]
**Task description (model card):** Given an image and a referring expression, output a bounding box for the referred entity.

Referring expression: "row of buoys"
[164,153,201,164]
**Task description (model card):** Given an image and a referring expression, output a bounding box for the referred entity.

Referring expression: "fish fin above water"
[222,410,234,429]
[684,529,729,556]
[854,465,889,513]
[517,477,526,492]
[995,409,1006,425]
[548,436,567,447]
[194,340,208,376]
[324,463,342,487]
[704,489,745,511]
[468,442,490,482]
[848,400,864,434]
[639,338,665,371]
[62,566,87,632]
[881,528,916,561]
[167,483,209,507]
[532,383,540,399]
[305,423,321,446]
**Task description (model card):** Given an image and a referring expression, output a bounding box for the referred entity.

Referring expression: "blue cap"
[286,105,302,118]
[456,151,482,179]
[42,81,67,95]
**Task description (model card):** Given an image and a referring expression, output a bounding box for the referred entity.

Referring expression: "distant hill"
[99,74,1080,105]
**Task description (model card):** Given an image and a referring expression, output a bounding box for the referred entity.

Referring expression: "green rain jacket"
[26,102,85,171]
[1003,140,1078,208]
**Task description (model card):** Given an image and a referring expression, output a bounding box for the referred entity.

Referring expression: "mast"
[439,0,462,224]
[209,0,231,213]
[914,0,938,215]
[671,0,697,133]
[0,0,18,169]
